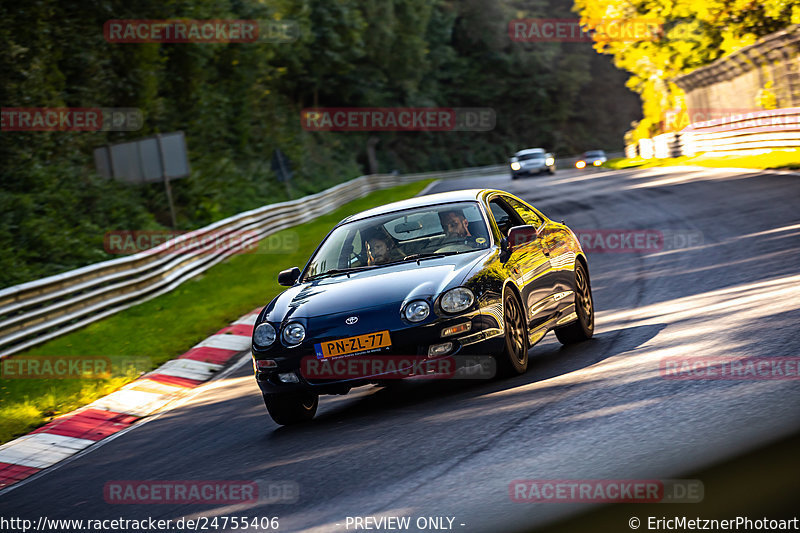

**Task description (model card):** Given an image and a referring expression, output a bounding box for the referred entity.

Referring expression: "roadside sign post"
[156,134,177,228]
[271,148,294,199]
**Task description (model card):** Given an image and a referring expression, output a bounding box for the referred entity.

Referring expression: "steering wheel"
[347,250,365,267]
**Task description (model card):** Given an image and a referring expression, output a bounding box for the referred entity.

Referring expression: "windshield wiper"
[401,251,462,262]
[401,253,442,261]
[305,265,376,280]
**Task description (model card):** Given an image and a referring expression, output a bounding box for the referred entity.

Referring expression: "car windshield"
[585,151,605,157]
[304,201,490,280]
[517,153,545,161]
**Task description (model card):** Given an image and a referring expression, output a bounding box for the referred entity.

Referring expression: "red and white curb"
[0,307,261,491]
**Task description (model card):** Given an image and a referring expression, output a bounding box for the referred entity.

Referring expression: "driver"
[438,209,482,246]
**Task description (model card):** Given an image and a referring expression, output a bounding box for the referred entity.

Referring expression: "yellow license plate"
[315,330,392,359]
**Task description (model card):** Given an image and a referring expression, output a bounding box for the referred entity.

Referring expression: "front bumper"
[512,165,553,176]
[253,311,504,396]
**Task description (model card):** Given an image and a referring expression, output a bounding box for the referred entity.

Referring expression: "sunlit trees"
[572,0,800,140]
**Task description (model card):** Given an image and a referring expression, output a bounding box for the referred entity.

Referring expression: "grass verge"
[605,148,800,171]
[0,180,433,444]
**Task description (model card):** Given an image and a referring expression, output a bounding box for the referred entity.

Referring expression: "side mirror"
[506,225,538,252]
[278,267,301,286]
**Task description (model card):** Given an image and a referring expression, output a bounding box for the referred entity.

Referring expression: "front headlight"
[440,287,475,313]
[253,323,277,347]
[282,322,306,345]
[575,160,586,169]
[545,157,555,166]
[510,162,521,171]
[403,300,431,322]
[593,159,602,166]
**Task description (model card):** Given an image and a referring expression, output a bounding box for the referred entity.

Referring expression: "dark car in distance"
[575,150,608,169]
[251,189,594,425]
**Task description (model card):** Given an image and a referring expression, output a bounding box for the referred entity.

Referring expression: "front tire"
[495,290,529,376]
[263,392,318,425]
[555,262,594,345]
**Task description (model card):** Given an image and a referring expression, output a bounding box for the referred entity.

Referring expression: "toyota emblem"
[345,316,358,325]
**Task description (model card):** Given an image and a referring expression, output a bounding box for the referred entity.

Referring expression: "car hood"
[265,251,491,320]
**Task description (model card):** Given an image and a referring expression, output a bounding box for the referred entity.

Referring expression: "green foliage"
[1,0,641,288]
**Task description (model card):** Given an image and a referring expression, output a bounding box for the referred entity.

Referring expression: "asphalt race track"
[2,166,799,532]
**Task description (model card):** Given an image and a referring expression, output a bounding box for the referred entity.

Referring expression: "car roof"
[514,148,545,155]
[342,188,498,223]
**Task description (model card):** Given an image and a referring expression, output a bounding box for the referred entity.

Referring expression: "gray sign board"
[94,131,190,184]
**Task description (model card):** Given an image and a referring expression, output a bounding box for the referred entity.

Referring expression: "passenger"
[366,233,404,265]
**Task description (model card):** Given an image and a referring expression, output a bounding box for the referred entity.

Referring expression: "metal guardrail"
[0,164,506,358]
[627,107,800,158]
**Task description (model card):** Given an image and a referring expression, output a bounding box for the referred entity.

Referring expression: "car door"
[502,196,562,324]
[507,196,576,317]
[487,195,554,330]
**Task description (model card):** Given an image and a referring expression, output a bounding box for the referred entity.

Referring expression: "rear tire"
[555,262,594,345]
[495,290,529,376]
[263,392,318,425]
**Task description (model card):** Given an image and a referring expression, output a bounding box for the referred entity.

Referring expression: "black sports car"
[251,189,594,425]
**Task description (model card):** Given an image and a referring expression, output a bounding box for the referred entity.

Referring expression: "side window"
[488,198,524,237]
[506,197,544,228]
